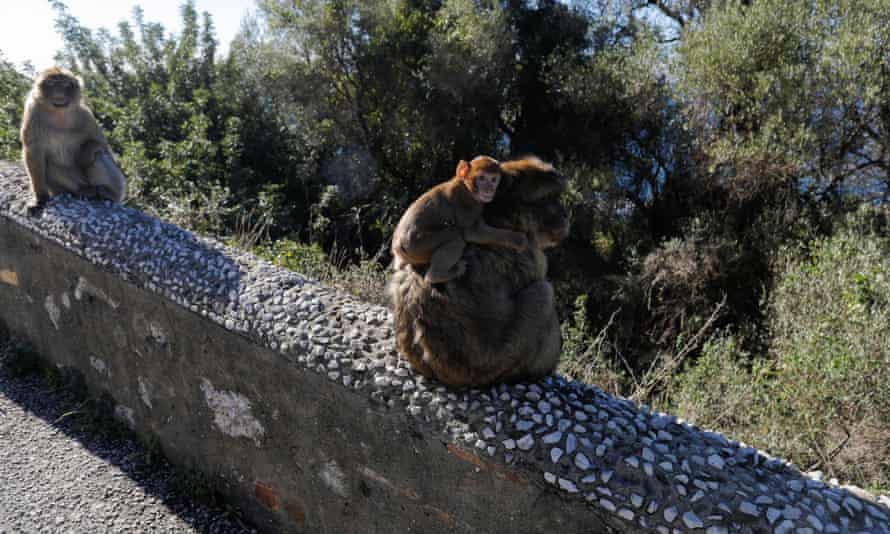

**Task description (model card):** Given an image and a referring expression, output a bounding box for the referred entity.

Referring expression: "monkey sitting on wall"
[388,156,570,387]
[391,156,527,284]
[20,66,127,214]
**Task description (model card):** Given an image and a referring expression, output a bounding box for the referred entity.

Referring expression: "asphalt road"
[0,348,253,534]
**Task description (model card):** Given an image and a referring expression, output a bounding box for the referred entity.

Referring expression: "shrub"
[559,295,628,395]
[669,210,890,490]
[764,212,890,488]
[670,332,770,440]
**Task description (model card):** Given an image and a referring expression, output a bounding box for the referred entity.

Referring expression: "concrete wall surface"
[1,161,888,534]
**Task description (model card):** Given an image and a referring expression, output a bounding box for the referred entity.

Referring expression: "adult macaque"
[388,156,570,387]
[391,155,527,284]
[20,66,126,214]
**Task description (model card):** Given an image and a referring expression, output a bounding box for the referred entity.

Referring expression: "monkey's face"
[469,171,501,203]
[38,75,80,108]
[531,199,570,248]
[489,160,571,248]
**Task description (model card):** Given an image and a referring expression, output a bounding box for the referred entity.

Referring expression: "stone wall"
[1,161,888,534]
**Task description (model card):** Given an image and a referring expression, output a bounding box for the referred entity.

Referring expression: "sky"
[0,0,256,71]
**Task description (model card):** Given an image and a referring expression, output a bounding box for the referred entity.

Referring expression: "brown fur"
[20,66,126,213]
[391,156,527,284]
[388,156,570,387]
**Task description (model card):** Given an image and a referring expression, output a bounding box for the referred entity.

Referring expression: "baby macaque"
[392,155,527,284]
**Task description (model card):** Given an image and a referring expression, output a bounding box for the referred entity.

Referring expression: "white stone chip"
[542,431,563,444]
[517,434,535,451]
[599,499,617,512]
[739,501,759,516]
[558,478,579,493]
[682,512,703,529]
[707,454,725,469]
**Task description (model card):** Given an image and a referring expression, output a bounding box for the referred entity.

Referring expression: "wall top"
[1,161,888,533]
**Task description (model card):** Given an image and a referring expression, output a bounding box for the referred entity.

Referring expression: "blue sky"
[0,1,256,70]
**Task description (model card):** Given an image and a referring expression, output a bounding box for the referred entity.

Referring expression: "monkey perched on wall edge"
[20,66,127,214]
[388,156,570,387]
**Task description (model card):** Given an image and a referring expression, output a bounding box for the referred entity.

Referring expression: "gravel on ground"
[0,346,253,534]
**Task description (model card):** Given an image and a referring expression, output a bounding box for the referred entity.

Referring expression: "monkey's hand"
[505,232,528,252]
[451,259,468,279]
[427,259,468,285]
[76,186,99,200]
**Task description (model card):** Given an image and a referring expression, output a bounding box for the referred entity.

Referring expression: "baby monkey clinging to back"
[392,155,528,284]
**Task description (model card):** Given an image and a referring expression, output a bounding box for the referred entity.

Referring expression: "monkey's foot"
[76,186,99,200]
[507,233,528,251]
[425,260,467,285]
[26,199,46,216]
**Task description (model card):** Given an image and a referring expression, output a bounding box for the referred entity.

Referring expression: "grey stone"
[517,434,535,451]
[682,512,703,529]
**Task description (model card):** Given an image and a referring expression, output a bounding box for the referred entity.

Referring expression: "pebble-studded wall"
[1,161,888,534]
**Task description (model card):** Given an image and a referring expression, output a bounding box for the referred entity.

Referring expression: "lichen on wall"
[200,378,266,447]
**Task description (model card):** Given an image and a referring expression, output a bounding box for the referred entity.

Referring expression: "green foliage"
[764,211,890,487]
[50,1,296,235]
[0,52,30,161]
[670,333,768,433]
[679,0,890,201]
[559,295,628,395]
[669,210,890,489]
[253,238,387,306]
[0,0,888,490]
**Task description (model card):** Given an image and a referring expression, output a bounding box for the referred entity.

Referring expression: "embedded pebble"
[516,434,535,451]
[682,511,703,529]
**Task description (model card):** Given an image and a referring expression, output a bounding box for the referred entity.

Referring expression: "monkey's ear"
[456,160,470,180]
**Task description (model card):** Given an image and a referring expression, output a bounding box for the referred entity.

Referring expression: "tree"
[49,1,296,234]
[678,0,890,204]
[0,51,31,161]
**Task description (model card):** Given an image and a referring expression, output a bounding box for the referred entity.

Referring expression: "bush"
[669,210,890,490]
[0,53,29,161]
[670,332,770,441]
[559,295,628,395]
[765,211,890,488]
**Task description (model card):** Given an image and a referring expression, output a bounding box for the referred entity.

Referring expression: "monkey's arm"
[464,220,528,251]
[22,146,49,208]
[77,119,127,202]
[21,101,51,209]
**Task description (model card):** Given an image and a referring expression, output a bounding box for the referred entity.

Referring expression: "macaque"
[20,66,127,214]
[391,155,527,284]
[388,156,570,387]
